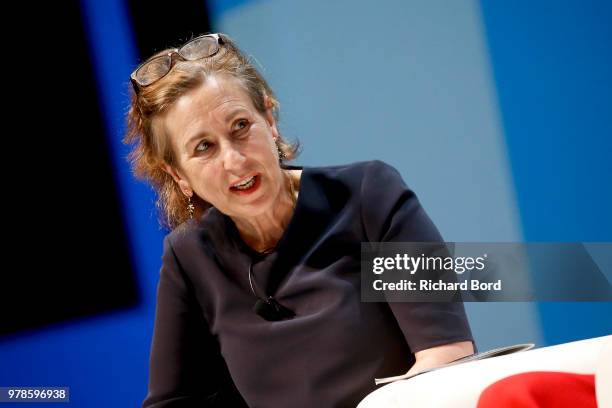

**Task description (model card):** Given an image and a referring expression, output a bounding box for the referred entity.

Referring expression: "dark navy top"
[142,160,474,408]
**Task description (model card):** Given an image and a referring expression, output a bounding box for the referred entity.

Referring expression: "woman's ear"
[263,94,280,140]
[161,163,193,197]
[264,93,274,109]
[161,163,180,183]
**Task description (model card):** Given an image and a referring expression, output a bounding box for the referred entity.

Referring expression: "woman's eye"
[234,119,249,132]
[195,141,211,153]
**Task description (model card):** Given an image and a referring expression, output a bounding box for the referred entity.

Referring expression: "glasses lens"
[135,55,172,86]
[179,36,219,60]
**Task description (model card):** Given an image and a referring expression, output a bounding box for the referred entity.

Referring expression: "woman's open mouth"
[229,174,261,195]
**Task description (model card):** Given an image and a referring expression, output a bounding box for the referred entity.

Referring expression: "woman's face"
[160,75,284,219]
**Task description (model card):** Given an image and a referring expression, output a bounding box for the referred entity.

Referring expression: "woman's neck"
[232,169,301,253]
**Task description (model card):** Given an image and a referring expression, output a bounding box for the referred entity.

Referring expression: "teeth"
[233,176,256,190]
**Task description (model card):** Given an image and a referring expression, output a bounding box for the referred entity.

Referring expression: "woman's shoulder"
[306,159,399,180]
[307,159,394,172]
[305,160,404,192]
[163,206,223,251]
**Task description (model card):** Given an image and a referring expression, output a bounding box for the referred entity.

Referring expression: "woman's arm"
[142,236,247,408]
[407,341,474,376]
[360,161,476,359]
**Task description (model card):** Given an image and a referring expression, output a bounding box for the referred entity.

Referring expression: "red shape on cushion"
[476,371,596,408]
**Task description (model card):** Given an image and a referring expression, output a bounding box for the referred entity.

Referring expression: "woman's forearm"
[407,341,474,375]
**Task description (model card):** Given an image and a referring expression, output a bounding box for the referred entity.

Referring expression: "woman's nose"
[221,144,246,172]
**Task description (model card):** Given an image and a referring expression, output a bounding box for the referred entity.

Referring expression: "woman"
[125,33,475,407]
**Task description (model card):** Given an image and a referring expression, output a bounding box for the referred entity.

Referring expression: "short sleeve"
[142,236,247,408]
[361,160,475,353]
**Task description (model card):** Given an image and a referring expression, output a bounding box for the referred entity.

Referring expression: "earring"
[187,195,195,219]
[276,140,285,163]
